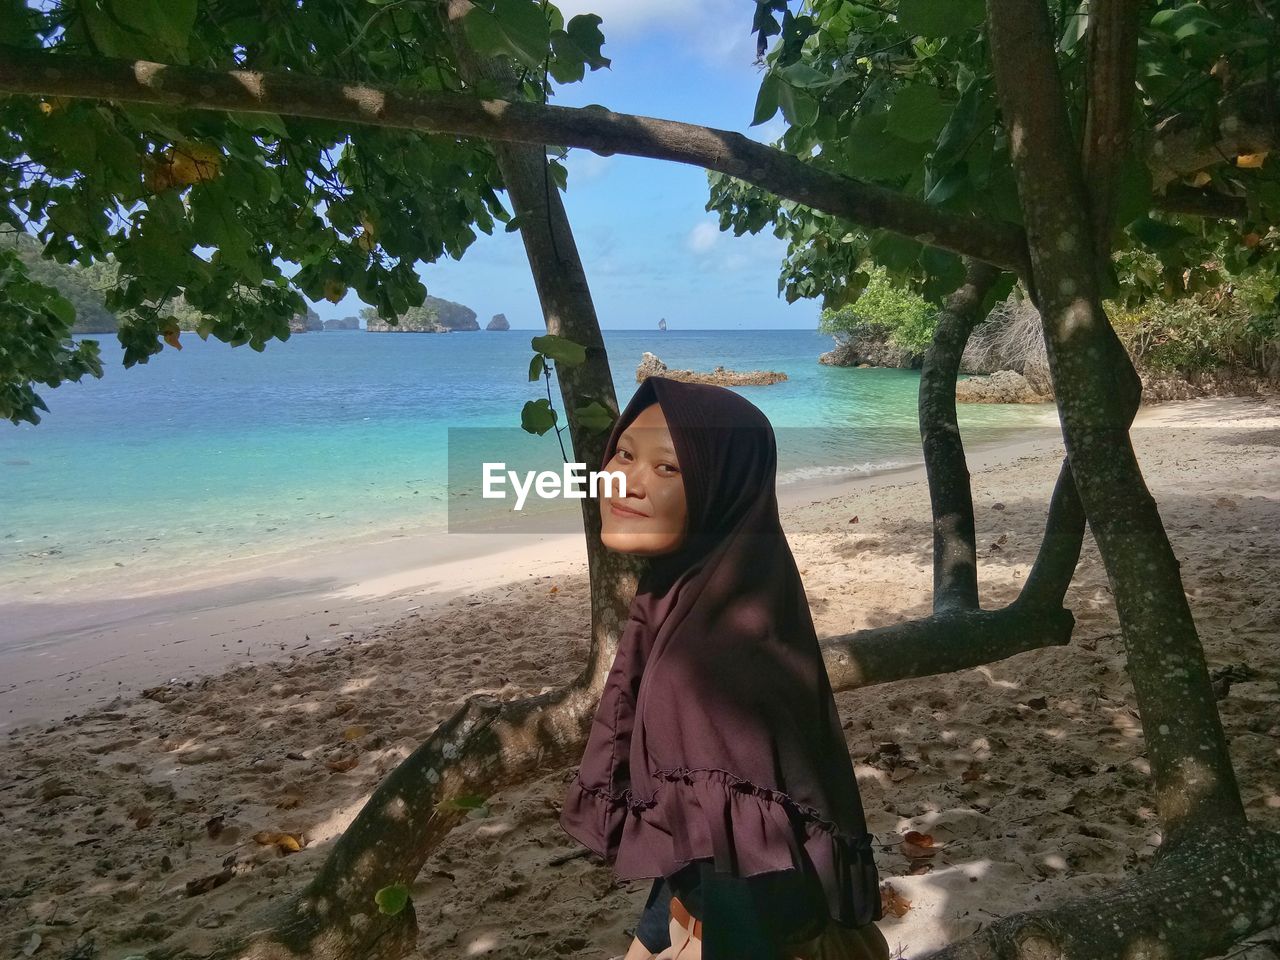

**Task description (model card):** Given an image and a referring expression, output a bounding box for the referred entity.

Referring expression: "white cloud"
[687,221,721,253]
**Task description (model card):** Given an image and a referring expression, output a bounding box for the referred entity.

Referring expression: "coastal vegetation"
[819,259,1280,401]
[2,1,1279,959]
[819,262,1280,395]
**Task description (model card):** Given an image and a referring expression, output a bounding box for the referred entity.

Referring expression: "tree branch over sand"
[0,44,1028,273]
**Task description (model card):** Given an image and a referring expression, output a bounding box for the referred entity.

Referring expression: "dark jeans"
[633,859,828,958]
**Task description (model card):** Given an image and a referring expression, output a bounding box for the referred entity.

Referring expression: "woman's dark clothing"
[634,858,830,957]
[634,873,676,953]
[558,377,883,955]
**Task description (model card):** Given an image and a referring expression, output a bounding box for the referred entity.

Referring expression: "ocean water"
[0,328,1049,595]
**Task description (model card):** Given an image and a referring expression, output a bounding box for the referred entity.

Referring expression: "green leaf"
[1058,1,1089,52]
[229,111,288,138]
[924,162,968,204]
[528,353,545,382]
[114,0,198,61]
[779,62,829,89]
[469,0,551,70]
[897,0,984,38]
[1129,216,1194,251]
[565,14,609,69]
[521,398,558,435]
[1150,4,1219,41]
[463,8,512,62]
[572,399,615,435]
[374,884,410,917]
[531,333,586,367]
[77,2,137,58]
[752,74,780,127]
[886,85,953,143]
[868,231,923,272]
[842,113,931,183]
[0,0,33,45]
[45,291,76,328]
[777,82,818,128]
[547,159,568,191]
[932,74,988,171]
[920,245,966,298]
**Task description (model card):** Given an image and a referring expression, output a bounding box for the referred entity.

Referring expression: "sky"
[316,0,816,331]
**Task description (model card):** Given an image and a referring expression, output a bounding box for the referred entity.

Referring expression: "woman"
[558,376,889,960]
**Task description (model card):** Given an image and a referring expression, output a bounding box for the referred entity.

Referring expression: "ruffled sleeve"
[559,765,881,929]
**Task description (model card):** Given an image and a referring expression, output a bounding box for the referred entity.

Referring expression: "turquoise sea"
[0,328,1049,596]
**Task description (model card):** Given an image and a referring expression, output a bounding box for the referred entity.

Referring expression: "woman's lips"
[608,501,649,519]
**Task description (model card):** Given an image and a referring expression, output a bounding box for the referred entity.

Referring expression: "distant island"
[0,237,506,338]
[363,297,480,333]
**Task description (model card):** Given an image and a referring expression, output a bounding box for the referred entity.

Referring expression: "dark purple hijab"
[558,376,882,929]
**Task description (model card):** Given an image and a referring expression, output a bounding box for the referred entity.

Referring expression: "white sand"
[1,397,1277,960]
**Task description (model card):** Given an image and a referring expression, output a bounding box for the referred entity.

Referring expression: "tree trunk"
[221,12,645,957]
[987,0,1244,839]
[912,1,1280,956]
[925,824,1280,960]
[918,259,998,612]
[914,256,1084,650]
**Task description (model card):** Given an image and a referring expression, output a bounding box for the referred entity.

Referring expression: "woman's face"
[599,403,689,555]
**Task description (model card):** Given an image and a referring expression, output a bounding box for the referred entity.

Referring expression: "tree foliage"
[709,0,1280,319]
[0,0,608,422]
[818,264,937,352]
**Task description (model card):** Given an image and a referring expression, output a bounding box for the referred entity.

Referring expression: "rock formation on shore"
[288,308,322,333]
[487,313,510,331]
[819,323,923,369]
[636,352,787,386]
[954,370,1049,404]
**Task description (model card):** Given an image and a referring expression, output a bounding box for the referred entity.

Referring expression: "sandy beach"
[1,396,1277,960]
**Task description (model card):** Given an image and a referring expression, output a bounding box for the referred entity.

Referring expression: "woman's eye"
[658,463,679,475]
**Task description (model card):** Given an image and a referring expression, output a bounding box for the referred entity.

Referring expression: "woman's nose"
[623,470,645,498]
[620,462,648,498]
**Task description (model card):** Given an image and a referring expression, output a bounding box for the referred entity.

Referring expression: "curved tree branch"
[821,605,1075,692]
[0,45,1031,272]
[1015,460,1087,612]
[922,824,1280,960]
[918,259,1001,613]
